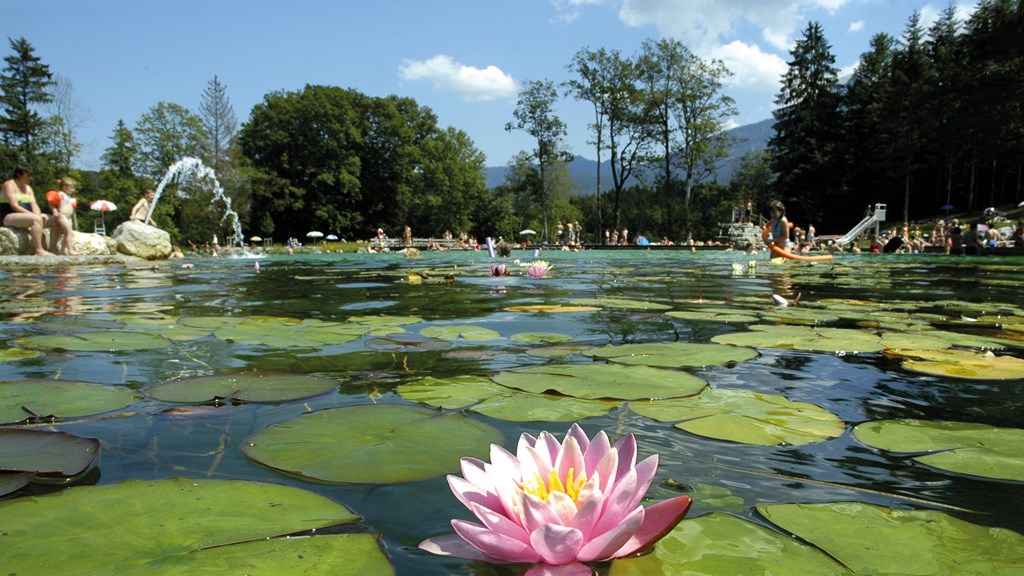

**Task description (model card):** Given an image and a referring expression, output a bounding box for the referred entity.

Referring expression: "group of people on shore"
[1,164,157,256]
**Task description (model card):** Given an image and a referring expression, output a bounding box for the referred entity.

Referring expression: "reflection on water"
[1,249,1023,574]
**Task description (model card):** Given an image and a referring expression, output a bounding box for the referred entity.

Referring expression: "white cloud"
[398,55,518,102]
[848,20,864,32]
[618,0,850,53]
[710,40,788,91]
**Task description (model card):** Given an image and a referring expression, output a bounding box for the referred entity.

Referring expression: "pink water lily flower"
[526,260,552,278]
[419,424,692,576]
[491,264,508,276]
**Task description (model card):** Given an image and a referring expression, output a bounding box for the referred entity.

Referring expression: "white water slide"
[834,203,887,245]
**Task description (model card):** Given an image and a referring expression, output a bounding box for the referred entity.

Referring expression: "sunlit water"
[1,249,1022,574]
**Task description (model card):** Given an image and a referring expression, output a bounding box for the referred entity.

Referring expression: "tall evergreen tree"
[0,37,53,162]
[768,21,844,228]
[565,46,614,241]
[889,12,933,225]
[198,75,237,175]
[924,5,967,212]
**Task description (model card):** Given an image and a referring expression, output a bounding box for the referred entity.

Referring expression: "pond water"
[1,249,1022,575]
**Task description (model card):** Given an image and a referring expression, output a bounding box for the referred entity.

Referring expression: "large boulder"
[112,220,172,259]
[0,227,118,256]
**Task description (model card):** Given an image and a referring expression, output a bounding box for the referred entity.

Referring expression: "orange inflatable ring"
[763,225,834,261]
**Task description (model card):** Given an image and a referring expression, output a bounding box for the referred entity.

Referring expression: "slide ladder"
[834,203,886,245]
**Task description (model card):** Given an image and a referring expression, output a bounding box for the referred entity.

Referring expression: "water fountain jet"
[148,157,243,246]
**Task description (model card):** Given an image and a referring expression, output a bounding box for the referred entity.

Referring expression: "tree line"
[1,0,1019,246]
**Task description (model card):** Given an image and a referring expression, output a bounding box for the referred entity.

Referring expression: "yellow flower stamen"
[522,468,587,506]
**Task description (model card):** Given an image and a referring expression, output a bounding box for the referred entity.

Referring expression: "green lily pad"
[365,333,452,352]
[525,342,597,358]
[0,478,382,575]
[143,372,339,404]
[177,316,246,329]
[666,309,759,323]
[0,379,138,424]
[0,471,33,497]
[242,405,502,483]
[568,297,672,310]
[397,375,501,409]
[762,307,841,325]
[0,346,42,362]
[878,331,953,351]
[757,501,1024,575]
[214,317,368,347]
[492,364,707,400]
[582,342,758,368]
[348,314,422,336]
[630,388,844,446]
[469,392,619,422]
[852,419,1024,481]
[504,304,601,313]
[0,429,99,476]
[419,325,502,341]
[18,330,172,352]
[712,324,886,354]
[509,332,573,344]
[113,314,215,341]
[608,512,849,575]
[885,348,1024,380]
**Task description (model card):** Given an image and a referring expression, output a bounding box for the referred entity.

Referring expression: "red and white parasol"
[89,200,117,212]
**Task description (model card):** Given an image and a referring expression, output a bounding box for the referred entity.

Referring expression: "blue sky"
[13,0,975,172]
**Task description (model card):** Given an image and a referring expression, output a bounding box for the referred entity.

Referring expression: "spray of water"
[148,157,243,246]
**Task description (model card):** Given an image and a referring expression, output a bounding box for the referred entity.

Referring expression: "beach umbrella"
[90,200,117,212]
[519,229,537,236]
[940,204,954,213]
[326,234,339,241]
[1018,200,1024,207]
[306,231,323,244]
[90,200,117,233]
[249,236,262,242]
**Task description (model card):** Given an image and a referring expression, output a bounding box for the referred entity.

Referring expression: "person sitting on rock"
[1,165,54,256]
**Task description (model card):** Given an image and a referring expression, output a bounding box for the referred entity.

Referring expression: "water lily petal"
[610,494,692,557]
[525,561,593,576]
[569,473,605,540]
[555,436,586,487]
[621,455,658,511]
[583,430,611,478]
[449,474,501,513]
[419,533,496,563]
[546,490,579,525]
[576,503,645,562]
[522,492,563,532]
[611,433,637,481]
[565,423,591,453]
[590,466,638,537]
[469,501,531,544]
[489,443,522,480]
[453,519,543,564]
[529,523,585,565]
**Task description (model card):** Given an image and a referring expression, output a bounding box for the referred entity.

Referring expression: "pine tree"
[0,37,53,161]
[198,75,237,175]
[768,21,844,228]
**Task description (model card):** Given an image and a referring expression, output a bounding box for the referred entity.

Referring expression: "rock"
[0,226,31,255]
[71,232,116,255]
[112,220,172,260]
[0,226,118,256]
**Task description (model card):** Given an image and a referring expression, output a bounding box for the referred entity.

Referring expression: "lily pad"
[419,324,502,341]
[469,392,619,422]
[397,375,501,409]
[143,372,339,404]
[492,363,707,400]
[18,330,172,352]
[504,304,601,313]
[114,314,215,341]
[509,332,573,344]
[666,309,759,323]
[582,342,758,368]
[884,348,1024,380]
[215,317,368,347]
[630,388,844,446]
[0,379,138,424]
[0,471,33,497]
[0,346,42,362]
[852,419,1024,481]
[568,297,672,310]
[757,501,1024,575]
[712,324,886,354]
[242,405,503,483]
[0,478,385,575]
[609,512,849,575]
[365,333,452,352]
[0,429,99,476]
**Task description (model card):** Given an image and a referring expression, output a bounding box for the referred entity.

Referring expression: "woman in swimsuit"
[1,165,53,256]
[766,199,791,249]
